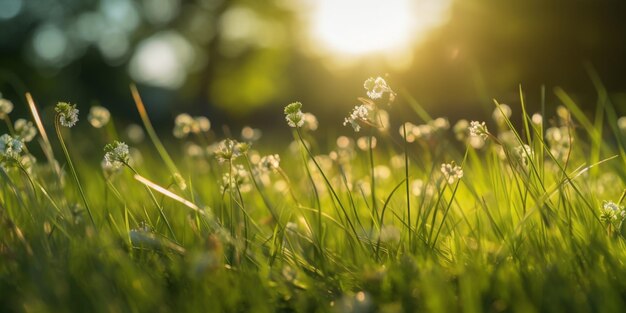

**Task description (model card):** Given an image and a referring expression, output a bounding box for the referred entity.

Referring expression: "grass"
[2,78,626,313]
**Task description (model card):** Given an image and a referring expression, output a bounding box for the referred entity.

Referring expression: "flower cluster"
[173,113,211,138]
[55,102,79,127]
[103,141,130,171]
[545,126,572,162]
[514,144,534,169]
[0,134,24,160]
[468,121,489,141]
[363,77,393,100]
[88,106,111,128]
[343,104,371,132]
[441,161,463,184]
[258,154,281,173]
[215,139,246,163]
[600,201,626,226]
[284,102,305,128]
[220,164,251,193]
[14,119,37,142]
[0,98,14,118]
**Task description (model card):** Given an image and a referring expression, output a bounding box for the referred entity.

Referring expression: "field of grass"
[2,78,626,313]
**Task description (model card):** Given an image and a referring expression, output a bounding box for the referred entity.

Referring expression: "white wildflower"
[363,76,392,100]
[441,161,463,184]
[284,102,305,128]
[220,164,251,193]
[514,144,534,168]
[215,139,243,163]
[600,201,626,225]
[468,121,489,141]
[258,154,280,172]
[88,106,111,128]
[103,141,130,170]
[0,134,24,160]
[55,102,79,127]
[343,104,371,132]
[14,119,37,142]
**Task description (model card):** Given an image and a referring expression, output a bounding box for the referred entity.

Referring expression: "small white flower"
[215,139,243,163]
[343,104,371,132]
[14,119,37,142]
[55,102,79,128]
[258,154,280,172]
[514,144,534,168]
[0,98,14,118]
[441,161,463,184]
[220,164,251,193]
[363,76,392,100]
[468,121,489,141]
[0,134,24,160]
[600,200,626,224]
[88,106,111,128]
[103,141,130,170]
[284,102,304,128]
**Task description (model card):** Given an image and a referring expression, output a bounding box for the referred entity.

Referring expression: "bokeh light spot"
[129,31,195,89]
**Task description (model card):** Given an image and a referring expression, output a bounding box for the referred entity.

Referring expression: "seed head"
[55,102,79,127]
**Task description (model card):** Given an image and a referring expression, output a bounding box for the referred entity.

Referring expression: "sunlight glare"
[310,0,451,58]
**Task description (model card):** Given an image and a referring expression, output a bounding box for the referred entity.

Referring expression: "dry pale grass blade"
[133,174,203,214]
[129,85,184,189]
[25,92,62,179]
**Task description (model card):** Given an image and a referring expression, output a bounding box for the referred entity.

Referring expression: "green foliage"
[2,82,626,312]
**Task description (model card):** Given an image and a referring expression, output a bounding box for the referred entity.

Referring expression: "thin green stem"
[54,117,96,228]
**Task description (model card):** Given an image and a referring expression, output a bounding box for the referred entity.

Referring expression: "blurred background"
[1,0,626,133]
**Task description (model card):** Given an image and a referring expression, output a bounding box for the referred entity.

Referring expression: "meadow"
[1,77,626,312]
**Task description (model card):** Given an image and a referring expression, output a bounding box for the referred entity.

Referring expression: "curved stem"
[54,117,96,228]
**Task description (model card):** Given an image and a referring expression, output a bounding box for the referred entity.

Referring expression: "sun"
[310,0,451,57]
